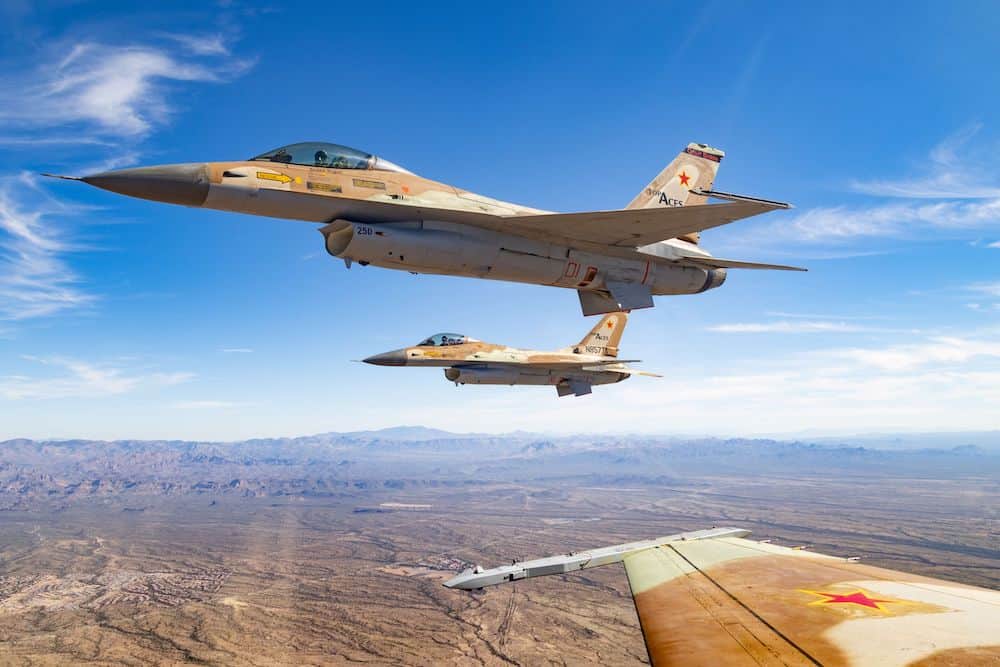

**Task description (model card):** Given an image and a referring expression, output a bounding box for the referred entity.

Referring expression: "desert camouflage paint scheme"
[445,530,1000,666]
[50,141,802,315]
[363,312,657,397]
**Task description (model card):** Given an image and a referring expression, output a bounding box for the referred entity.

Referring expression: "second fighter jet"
[363,312,656,397]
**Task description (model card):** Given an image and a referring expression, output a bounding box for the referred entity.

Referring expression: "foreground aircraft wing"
[445,531,1000,666]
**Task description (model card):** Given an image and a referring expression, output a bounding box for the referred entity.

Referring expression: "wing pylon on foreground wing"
[445,530,1000,666]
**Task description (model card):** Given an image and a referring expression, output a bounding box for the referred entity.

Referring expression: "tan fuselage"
[199,161,723,298]
[372,340,628,388]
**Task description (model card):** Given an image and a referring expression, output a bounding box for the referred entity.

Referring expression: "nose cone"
[81,163,209,207]
[363,349,408,366]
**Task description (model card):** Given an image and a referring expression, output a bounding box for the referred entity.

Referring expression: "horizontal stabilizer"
[690,188,792,209]
[684,256,807,271]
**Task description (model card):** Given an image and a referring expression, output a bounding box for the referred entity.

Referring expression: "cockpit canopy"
[417,333,467,347]
[250,142,411,173]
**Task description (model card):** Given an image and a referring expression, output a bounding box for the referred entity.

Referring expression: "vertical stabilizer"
[625,143,725,244]
[573,312,627,357]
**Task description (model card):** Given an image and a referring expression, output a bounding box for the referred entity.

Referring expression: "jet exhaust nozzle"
[698,268,727,293]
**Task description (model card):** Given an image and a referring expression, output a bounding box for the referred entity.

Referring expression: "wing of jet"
[453,359,641,371]
[313,191,790,249]
[444,529,1000,666]
[354,196,789,248]
[498,197,789,248]
[581,365,661,377]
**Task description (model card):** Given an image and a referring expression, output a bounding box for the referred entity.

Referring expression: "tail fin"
[573,312,627,357]
[625,142,725,244]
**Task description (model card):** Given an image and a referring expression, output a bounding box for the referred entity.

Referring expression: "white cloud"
[717,126,1000,249]
[852,123,1000,199]
[0,174,95,320]
[171,400,249,409]
[0,135,115,147]
[0,40,251,138]
[221,348,253,354]
[1,356,193,400]
[752,198,1000,245]
[0,36,252,325]
[164,33,230,56]
[968,282,1000,298]
[987,241,1000,248]
[832,336,1000,372]
[708,320,867,334]
[765,311,888,321]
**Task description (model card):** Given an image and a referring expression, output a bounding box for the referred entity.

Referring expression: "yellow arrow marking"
[257,171,293,184]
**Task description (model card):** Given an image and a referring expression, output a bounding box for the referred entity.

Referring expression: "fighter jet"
[46,141,803,315]
[445,528,1000,666]
[363,311,655,397]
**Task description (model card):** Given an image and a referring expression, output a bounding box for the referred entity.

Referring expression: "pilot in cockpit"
[314,149,330,167]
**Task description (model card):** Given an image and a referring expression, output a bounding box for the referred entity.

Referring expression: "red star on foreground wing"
[801,589,897,611]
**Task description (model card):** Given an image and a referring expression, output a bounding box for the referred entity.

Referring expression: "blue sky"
[1,1,998,440]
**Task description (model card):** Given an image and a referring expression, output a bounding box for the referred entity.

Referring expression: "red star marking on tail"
[678,171,691,186]
[605,319,615,329]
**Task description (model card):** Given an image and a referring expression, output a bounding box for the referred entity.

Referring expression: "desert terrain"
[0,430,997,665]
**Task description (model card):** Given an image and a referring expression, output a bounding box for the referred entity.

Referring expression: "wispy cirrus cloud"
[765,311,889,321]
[852,123,1000,199]
[0,37,252,139]
[967,282,1000,298]
[0,35,252,323]
[744,197,1000,246]
[171,400,250,409]
[1,356,193,400]
[707,320,869,334]
[832,336,1000,372]
[0,173,96,320]
[718,125,1000,250]
[221,348,253,354]
[163,33,231,56]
